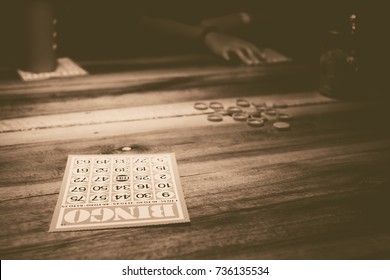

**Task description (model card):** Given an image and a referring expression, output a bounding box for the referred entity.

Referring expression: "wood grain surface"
[1,55,389,259]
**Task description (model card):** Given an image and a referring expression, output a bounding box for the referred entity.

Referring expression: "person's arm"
[138,15,265,65]
[199,12,252,33]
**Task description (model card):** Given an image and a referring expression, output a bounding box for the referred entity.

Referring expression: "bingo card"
[49,153,190,232]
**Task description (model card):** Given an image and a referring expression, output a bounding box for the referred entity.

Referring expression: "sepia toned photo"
[0,0,389,261]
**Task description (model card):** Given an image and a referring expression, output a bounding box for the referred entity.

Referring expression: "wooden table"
[1,55,390,259]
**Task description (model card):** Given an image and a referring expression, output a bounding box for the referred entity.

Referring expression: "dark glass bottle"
[319,11,361,99]
[22,0,57,73]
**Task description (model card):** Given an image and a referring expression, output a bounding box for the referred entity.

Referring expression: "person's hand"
[203,32,265,65]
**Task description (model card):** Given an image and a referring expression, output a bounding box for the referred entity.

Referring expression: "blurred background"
[0,1,343,64]
[0,1,386,88]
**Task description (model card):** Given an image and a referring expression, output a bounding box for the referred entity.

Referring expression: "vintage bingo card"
[49,153,190,232]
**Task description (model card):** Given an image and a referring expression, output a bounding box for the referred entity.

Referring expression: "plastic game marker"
[227,106,243,115]
[252,101,265,108]
[209,101,224,110]
[250,110,262,118]
[236,99,250,107]
[247,117,265,127]
[264,108,279,116]
[49,153,190,232]
[273,122,290,131]
[207,113,223,122]
[194,102,208,110]
[232,112,250,121]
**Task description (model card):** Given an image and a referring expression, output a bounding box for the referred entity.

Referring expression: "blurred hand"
[203,32,265,65]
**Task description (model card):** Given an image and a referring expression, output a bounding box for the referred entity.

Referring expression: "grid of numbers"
[50,153,189,232]
[65,155,176,205]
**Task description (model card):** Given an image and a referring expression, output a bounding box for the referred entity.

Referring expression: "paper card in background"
[18,57,88,81]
